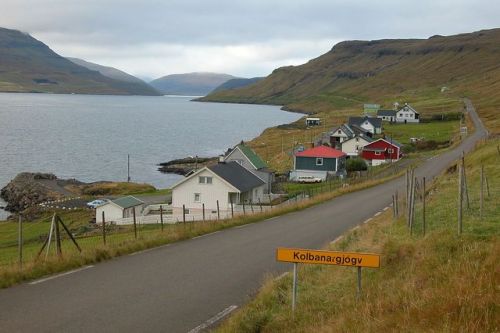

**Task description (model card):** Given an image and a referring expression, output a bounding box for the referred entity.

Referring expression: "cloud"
[1,0,499,78]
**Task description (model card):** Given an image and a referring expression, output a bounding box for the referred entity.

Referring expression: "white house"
[224,143,274,194]
[96,196,144,224]
[396,103,420,123]
[329,124,355,148]
[348,116,382,134]
[341,134,374,157]
[171,161,267,215]
[305,117,321,126]
[376,109,397,122]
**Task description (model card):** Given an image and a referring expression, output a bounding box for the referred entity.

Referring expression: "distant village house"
[361,138,402,166]
[290,146,346,181]
[348,116,382,134]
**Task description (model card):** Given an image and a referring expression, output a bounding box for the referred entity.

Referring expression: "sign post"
[276,247,380,311]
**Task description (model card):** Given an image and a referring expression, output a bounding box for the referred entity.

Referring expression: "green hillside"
[0,27,160,96]
[202,28,500,133]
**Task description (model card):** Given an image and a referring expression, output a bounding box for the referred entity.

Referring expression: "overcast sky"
[2,0,499,80]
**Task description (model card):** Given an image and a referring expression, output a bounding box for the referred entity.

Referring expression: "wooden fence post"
[133,206,138,239]
[55,214,62,257]
[18,215,23,269]
[480,165,484,220]
[102,211,107,245]
[259,198,263,212]
[182,204,186,224]
[202,203,205,222]
[458,163,463,235]
[422,177,426,236]
[160,205,164,232]
[217,200,221,220]
[462,152,470,209]
[243,201,246,215]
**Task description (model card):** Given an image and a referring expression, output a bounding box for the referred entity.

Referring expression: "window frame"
[316,157,324,166]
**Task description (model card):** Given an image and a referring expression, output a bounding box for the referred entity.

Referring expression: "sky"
[1,0,499,81]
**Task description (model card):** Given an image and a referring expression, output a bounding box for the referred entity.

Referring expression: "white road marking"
[351,226,360,232]
[374,212,382,217]
[234,224,250,229]
[29,265,94,285]
[331,235,344,244]
[363,218,373,224]
[188,305,238,333]
[383,207,389,211]
[275,272,289,280]
[128,248,155,256]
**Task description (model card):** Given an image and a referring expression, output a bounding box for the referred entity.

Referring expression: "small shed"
[96,196,144,224]
[305,117,321,126]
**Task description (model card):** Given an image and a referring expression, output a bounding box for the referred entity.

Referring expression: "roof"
[348,116,382,128]
[295,145,346,158]
[111,196,144,209]
[343,133,374,144]
[236,144,267,169]
[330,124,355,138]
[377,109,397,117]
[306,117,320,120]
[398,103,419,114]
[208,161,265,192]
[383,137,403,147]
[350,124,371,135]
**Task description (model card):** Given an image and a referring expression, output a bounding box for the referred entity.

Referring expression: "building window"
[194,193,200,202]
[199,176,213,184]
[388,148,394,153]
[355,137,359,142]
[355,145,359,151]
[316,157,324,166]
[184,208,190,214]
[375,151,381,156]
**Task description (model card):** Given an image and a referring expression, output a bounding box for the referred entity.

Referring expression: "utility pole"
[127,154,131,182]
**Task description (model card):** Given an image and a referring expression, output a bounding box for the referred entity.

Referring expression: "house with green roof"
[95,195,144,224]
[223,143,274,194]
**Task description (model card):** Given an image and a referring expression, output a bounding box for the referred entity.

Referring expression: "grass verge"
[215,138,499,332]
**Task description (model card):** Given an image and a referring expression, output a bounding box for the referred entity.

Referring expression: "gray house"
[377,109,397,122]
[348,116,382,134]
[224,143,274,193]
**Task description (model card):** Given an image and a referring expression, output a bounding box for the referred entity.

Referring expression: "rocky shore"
[0,173,80,212]
[157,156,218,175]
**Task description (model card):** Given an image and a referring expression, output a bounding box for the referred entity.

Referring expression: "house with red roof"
[290,146,347,181]
[361,138,402,166]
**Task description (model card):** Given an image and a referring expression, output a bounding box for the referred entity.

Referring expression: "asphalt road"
[0,100,487,333]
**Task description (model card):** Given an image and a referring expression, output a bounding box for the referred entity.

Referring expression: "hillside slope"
[212,77,264,93]
[0,27,160,96]
[202,28,500,132]
[150,72,235,96]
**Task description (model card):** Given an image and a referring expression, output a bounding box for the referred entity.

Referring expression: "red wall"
[361,140,400,160]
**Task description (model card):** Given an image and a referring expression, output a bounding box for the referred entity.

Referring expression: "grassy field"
[215,138,499,332]
[383,120,460,144]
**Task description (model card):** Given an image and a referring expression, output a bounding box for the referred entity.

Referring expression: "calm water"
[0,93,301,218]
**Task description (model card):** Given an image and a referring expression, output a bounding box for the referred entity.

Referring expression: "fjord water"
[0,93,301,219]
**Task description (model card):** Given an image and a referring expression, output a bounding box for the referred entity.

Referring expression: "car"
[86,199,108,209]
[297,176,322,183]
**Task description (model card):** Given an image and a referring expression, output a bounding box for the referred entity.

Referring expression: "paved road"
[0,100,487,333]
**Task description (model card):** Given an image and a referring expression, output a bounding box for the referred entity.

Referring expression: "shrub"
[346,158,368,171]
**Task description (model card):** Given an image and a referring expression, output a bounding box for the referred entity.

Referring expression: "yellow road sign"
[276,247,380,268]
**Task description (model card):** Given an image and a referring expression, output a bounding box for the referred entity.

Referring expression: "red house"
[361,138,402,166]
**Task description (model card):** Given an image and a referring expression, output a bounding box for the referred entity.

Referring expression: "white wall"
[342,137,371,156]
[172,169,236,211]
[360,121,375,134]
[96,204,123,224]
[396,107,419,123]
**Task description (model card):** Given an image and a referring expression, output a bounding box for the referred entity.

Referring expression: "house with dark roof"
[290,146,347,181]
[329,124,356,148]
[224,143,274,193]
[348,116,382,134]
[95,196,144,224]
[377,109,397,122]
[171,161,267,214]
[396,103,420,123]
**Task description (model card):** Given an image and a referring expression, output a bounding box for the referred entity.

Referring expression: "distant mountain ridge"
[0,27,160,96]
[201,28,500,121]
[212,77,265,93]
[150,72,236,96]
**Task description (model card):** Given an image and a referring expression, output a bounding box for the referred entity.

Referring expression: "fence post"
[422,177,426,236]
[183,204,186,224]
[250,200,254,213]
[243,201,246,215]
[395,190,399,217]
[102,211,107,245]
[202,203,205,222]
[259,198,263,212]
[55,214,62,257]
[133,207,137,239]
[480,165,484,220]
[18,215,23,269]
[458,163,463,235]
[462,152,470,209]
[230,199,234,218]
[217,200,220,220]
[160,205,164,232]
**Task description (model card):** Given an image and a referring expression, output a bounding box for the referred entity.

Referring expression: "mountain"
[201,29,500,131]
[66,57,160,95]
[150,72,236,96]
[0,27,161,95]
[212,77,265,93]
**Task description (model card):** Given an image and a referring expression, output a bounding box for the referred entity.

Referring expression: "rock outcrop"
[0,173,64,212]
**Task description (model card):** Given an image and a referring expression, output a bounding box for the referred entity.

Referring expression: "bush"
[346,158,368,171]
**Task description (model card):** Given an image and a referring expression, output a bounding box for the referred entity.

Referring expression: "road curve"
[0,99,487,333]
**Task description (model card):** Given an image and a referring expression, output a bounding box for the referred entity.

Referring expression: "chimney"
[218,155,225,163]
